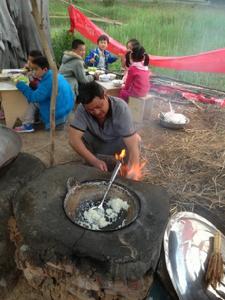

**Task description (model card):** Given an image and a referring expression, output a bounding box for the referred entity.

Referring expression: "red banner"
[68,5,225,74]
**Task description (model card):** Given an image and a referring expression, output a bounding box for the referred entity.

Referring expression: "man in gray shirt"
[69,81,140,178]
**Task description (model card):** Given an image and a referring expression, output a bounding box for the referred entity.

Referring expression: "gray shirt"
[71,96,136,142]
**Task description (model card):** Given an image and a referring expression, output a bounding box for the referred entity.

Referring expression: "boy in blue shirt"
[14,56,74,133]
[85,35,117,70]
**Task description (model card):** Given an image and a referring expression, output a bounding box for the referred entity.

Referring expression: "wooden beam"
[31,0,58,166]
[50,15,123,25]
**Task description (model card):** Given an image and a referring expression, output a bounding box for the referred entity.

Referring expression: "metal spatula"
[91,161,122,212]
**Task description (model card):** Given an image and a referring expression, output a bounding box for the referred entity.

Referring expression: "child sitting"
[121,38,140,70]
[14,56,74,133]
[85,34,117,70]
[24,50,42,90]
[59,39,94,95]
[119,46,150,103]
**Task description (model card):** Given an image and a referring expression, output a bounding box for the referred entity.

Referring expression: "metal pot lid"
[164,212,225,300]
[0,125,22,169]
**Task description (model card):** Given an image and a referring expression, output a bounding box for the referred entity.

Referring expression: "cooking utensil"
[164,212,225,300]
[64,179,140,231]
[90,161,122,212]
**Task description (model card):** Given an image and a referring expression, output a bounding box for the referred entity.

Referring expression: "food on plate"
[11,73,29,84]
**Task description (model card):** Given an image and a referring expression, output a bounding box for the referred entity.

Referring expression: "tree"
[0,0,51,69]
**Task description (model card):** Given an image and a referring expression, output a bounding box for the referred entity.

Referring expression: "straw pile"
[141,106,225,215]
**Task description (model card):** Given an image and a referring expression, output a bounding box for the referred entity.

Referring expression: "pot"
[64,178,140,232]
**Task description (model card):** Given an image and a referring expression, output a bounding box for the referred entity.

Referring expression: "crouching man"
[69,81,140,179]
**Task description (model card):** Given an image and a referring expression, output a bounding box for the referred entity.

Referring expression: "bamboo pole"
[31,0,58,166]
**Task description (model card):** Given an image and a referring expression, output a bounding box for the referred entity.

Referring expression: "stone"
[13,163,169,299]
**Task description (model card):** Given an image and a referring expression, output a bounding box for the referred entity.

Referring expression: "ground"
[2,93,225,299]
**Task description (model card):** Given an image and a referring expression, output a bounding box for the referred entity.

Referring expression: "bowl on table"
[107,73,116,80]
[99,74,110,82]
[112,79,123,87]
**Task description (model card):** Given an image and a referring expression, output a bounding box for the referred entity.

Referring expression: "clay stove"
[12,163,169,300]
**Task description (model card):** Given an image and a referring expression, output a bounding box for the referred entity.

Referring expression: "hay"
[141,106,225,214]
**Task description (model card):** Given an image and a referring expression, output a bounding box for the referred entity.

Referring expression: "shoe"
[14,124,34,133]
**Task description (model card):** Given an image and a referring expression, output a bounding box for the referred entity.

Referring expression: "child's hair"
[29,50,42,58]
[78,81,104,104]
[97,34,109,44]
[131,46,149,66]
[72,39,85,50]
[32,56,49,69]
[126,38,140,50]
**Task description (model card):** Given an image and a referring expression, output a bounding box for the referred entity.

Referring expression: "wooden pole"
[31,0,58,166]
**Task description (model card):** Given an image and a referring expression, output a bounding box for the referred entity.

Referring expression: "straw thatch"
[141,104,225,221]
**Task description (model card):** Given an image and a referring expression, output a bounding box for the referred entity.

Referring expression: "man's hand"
[89,58,96,64]
[92,158,108,172]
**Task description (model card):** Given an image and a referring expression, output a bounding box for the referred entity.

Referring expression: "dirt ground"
[2,96,224,300]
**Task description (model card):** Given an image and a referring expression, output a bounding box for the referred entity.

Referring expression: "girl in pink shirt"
[119,46,150,103]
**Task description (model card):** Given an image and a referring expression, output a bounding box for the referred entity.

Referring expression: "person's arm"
[123,67,134,91]
[84,50,96,66]
[16,79,51,103]
[73,61,94,84]
[107,51,118,64]
[69,127,108,172]
[123,133,140,179]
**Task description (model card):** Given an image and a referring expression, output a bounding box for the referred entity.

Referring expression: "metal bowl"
[159,112,189,129]
[64,179,140,232]
[164,212,225,300]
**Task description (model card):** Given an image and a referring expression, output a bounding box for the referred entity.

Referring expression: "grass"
[49,0,225,90]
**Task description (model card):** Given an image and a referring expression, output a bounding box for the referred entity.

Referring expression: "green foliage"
[51,30,74,66]
[50,0,225,90]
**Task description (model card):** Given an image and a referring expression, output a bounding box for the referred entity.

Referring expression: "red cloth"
[68,5,225,73]
[119,66,150,101]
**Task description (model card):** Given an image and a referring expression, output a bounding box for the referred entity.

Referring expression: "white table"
[0,80,28,128]
[96,80,121,97]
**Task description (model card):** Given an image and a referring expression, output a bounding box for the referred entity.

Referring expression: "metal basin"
[164,212,225,300]
[64,179,140,232]
[159,112,189,129]
[0,125,22,169]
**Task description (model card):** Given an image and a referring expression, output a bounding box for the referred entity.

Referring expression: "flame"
[115,149,145,181]
[126,161,146,181]
[115,149,126,161]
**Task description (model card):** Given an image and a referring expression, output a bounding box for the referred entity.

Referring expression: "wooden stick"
[31,0,58,166]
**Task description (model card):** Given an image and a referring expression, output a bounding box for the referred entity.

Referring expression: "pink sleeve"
[123,66,135,91]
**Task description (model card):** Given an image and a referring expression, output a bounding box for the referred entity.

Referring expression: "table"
[0,80,28,128]
[96,80,121,97]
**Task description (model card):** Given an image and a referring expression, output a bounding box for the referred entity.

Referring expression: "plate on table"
[0,74,11,81]
[112,79,123,87]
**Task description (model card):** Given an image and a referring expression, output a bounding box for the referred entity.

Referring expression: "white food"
[79,197,129,230]
[164,112,187,124]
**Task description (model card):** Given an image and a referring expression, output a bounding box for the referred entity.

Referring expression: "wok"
[0,125,22,169]
[64,178,140,232]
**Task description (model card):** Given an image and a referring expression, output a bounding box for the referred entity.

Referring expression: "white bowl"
[99,74,110,82]
[112,79,123,87]
[107,73,116,80]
